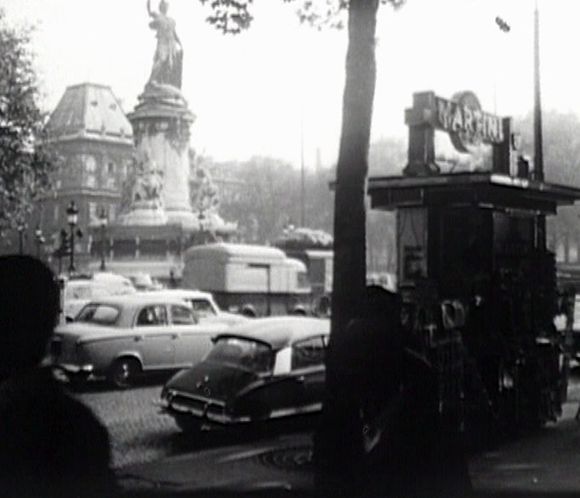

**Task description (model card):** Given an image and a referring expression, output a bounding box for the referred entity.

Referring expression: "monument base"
[116,208,168,226]
[88,217,238,283]
[88,223,184,282]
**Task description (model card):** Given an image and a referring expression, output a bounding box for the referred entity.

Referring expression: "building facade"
[40,83,135,271]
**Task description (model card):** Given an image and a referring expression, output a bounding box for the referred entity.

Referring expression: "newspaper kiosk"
[368,91,580,438]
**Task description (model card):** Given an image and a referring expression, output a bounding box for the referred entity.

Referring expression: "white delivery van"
[182,243,312,317]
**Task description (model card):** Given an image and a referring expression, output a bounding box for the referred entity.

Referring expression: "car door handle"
[134,336,143,342]
[171,334,178,339]
[296,376,305,384]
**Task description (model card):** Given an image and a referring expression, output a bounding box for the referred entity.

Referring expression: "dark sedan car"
[158,316,330,432]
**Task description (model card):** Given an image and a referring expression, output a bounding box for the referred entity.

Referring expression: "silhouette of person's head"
[365,284,401,323]
[0,256,60,380]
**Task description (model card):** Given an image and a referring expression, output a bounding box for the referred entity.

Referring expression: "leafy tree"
[202,155,333,243]
[0,10,56,235]
[200,0,405,470]
[516,111,580,261]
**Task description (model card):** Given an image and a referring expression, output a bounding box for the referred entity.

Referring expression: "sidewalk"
[118,401,580,497]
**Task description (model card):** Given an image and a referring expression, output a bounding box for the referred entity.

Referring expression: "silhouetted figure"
[357,287,472,498]
[316,285,471,497]
[0,256,116,497]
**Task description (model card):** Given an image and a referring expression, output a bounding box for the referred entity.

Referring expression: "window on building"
[85,155,97,188]
[54,204,59,223]
[106,161,117,189]
[89,202,97,223]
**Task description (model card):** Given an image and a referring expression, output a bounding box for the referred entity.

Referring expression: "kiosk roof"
[368,172,580,214]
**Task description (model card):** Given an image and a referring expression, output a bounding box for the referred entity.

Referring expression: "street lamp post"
[66,201,79,275]
[17,224,26,255]
[98,206,108,271]
[198,211,206,245]
[34,225,45,259]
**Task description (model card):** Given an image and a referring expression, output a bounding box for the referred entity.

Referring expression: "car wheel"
[109,358,141,389]
[174,414,202,433]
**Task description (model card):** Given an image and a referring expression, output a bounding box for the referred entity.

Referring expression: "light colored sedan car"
[141,289,248,327]
[51,294,228,388]
[61,272,137,322]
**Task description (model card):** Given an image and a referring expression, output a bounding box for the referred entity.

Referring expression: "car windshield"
[206,337,274,374]
[75,303,121,326]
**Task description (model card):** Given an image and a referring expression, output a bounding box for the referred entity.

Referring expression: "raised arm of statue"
[146,0,153,17]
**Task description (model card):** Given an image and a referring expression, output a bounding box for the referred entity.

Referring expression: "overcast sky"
[2,0,578,168]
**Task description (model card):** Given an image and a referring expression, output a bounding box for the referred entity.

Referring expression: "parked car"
[61,273,137,322]
[142,289,248,327]
[158,316,330,432]
[50,294,228,388]
[126,272,164,291]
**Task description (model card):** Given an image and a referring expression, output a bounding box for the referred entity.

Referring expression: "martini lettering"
[436,97,503,146]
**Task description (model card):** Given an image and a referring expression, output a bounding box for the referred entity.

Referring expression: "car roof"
[215,316,330,350]
[84,293,192,308]
[137,288,213,299]
[185,242,287,262]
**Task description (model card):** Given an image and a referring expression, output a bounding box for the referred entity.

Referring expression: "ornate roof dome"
[46,82,133,145]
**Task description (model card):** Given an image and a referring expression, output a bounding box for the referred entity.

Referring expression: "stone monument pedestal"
[88,85,236,283]
[87,85,196,281]
[127,83,197,228]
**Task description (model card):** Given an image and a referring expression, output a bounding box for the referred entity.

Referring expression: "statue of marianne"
[146,0,183,89]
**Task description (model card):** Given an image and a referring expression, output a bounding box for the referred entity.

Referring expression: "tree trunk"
[314,0,379,469]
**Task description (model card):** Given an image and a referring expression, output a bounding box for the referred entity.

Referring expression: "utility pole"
[534,0,546,250]
[300,112,306,227]
[534,0,543,182]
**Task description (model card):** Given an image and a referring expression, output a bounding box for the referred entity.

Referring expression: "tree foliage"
[199,0,405,33]
[516,111,580,257]
[0,10,56,232]
[199,0,406,470]
[202,155,334,243]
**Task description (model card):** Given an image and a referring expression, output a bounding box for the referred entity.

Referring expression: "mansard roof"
[46,83,133,146]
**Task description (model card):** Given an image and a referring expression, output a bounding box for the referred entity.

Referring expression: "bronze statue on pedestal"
[147,0,183,89]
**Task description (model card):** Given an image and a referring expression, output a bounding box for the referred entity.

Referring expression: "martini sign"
[436,91,503,152]
[405,91,505,154]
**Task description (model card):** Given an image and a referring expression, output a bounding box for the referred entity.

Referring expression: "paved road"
[76,371,580,480]
[76,379,180,469]
[76,377,312,470]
